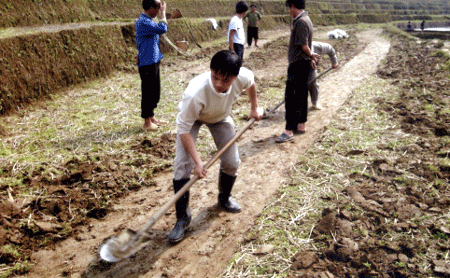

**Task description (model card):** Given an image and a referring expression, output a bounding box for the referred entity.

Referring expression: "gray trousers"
[308,69,319,105]
[173,117,240,180]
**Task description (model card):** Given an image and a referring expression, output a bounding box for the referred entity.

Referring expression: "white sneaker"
[312,103,323,110]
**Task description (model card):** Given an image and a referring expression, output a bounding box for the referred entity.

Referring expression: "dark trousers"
[139,62,160,119]
[247,26,258,46]
[284,59,312,131]
[233,43,244,62]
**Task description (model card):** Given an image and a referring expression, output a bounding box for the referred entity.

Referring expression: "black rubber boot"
[218,172,242,213]
[168,178,191,244]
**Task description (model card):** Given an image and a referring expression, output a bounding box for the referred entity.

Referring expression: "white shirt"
[176,67,254,134]
[228,15,245,45]
[312,41,338,67]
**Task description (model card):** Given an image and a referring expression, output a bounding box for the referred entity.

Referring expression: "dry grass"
[221,75,419,277]
[0,36,232,188]
[221,30,450,276]
[2,73,139,178]
[0,44,217,276]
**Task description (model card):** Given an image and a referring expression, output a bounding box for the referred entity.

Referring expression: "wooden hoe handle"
[139,117,256,233]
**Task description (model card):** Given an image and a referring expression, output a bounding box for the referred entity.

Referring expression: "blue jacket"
[135,13,168,67]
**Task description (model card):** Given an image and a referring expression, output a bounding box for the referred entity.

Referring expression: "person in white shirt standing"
[309,41,339,110]
[168,50,263,244]
[228,1,249,62]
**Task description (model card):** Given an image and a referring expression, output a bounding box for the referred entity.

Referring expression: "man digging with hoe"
[168,50,263,243]
[99,50,263,261]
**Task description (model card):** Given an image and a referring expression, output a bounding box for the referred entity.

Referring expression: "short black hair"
[236,1,249,14]
[285,0,306,10]
[250,4,257,7]
[143,0,160,10]
[210,50,242,77]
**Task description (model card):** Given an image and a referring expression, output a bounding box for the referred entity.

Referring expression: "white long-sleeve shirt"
[312,41,338,67]
[176,67,254,134]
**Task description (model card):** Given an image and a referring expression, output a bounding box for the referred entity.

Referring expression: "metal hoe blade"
[98,118,257,262]
[100,228,151,262]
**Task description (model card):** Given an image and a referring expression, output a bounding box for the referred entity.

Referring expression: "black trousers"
[247,26,258,46]
[284,59,312,131]
[139,62,160,119]
[233,43,244,62]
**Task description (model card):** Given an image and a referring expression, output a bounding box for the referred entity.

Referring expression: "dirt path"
[19,29,390,278]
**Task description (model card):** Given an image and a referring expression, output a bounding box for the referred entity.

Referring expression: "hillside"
[1,0,450,28]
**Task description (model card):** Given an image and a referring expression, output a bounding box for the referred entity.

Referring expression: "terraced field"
[1,0,450,277]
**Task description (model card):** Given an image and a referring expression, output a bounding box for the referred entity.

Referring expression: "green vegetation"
[0,262,32,278]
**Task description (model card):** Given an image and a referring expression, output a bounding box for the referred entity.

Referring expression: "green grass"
[1,71,175,185]
[0,262,32,278]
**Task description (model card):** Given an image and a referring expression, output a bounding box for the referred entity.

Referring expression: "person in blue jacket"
[135,0,168,131]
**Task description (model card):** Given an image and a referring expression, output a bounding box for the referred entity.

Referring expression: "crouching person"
[169,50,263,244]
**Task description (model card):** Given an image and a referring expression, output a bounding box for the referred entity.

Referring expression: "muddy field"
[1,25,450,277]
[0,27,361,275]
[282,32,450,277]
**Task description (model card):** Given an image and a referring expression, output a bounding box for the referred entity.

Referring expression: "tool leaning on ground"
[99,66,334,262]
[262,66,334,119]
[100,109,269,262]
